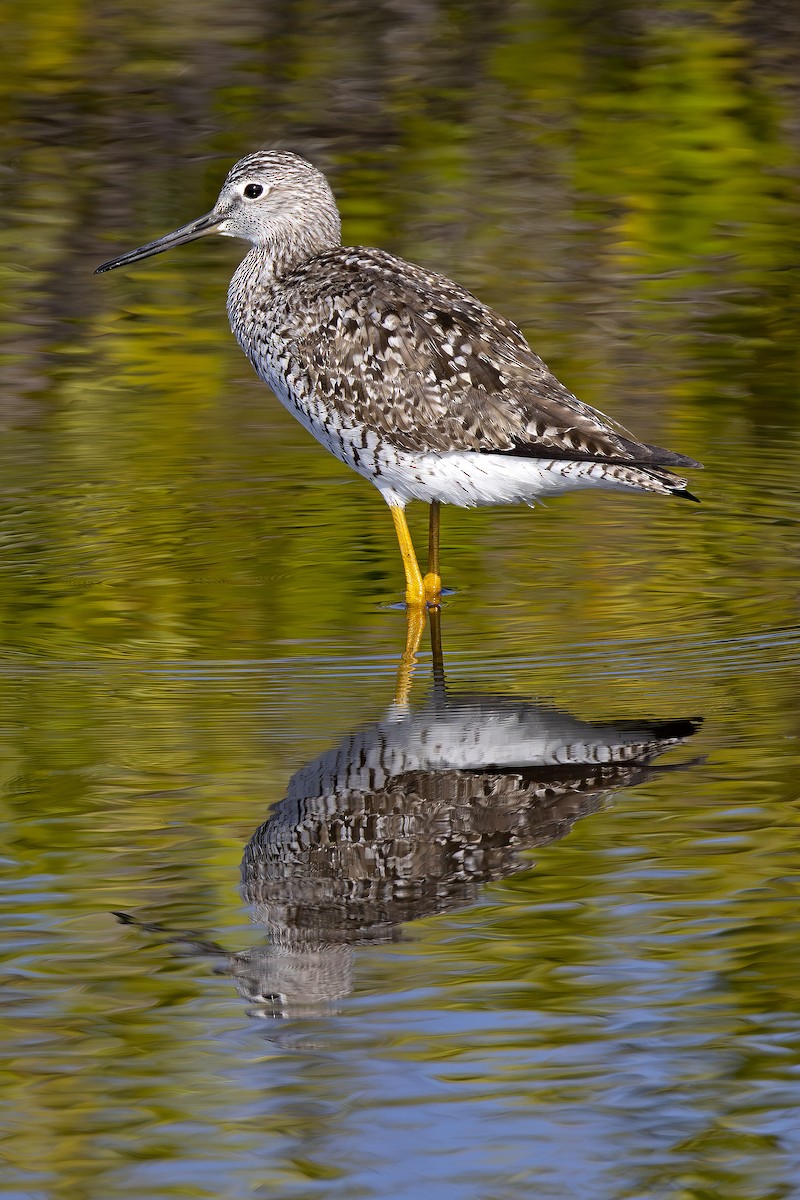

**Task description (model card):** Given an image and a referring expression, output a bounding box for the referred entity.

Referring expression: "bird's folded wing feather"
[281,250,698,468]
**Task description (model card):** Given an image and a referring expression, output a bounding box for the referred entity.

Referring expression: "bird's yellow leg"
[390,504,425,608]
[423,500,442,607]
[393,604,427,708]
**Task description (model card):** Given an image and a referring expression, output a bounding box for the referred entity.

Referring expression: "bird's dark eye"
[243,183,263,200]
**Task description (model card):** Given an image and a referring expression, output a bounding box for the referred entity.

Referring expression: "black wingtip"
[676,487,701,503]
[619,437,704,472]
[666,453,704,471]
[650,716,704,738]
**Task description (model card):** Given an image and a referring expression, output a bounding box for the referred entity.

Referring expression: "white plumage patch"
[372,450,676,509]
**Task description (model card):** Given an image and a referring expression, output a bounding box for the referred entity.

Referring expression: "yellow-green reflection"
[1,2,800,1197]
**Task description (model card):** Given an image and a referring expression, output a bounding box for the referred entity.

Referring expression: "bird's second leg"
[423,500,442,607]
[390,504,425,607]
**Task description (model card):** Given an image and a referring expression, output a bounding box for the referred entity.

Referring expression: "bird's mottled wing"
[280,249,695,467]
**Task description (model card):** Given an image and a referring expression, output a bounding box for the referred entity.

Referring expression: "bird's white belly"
[370,449,643,509]
[261,368,644,510]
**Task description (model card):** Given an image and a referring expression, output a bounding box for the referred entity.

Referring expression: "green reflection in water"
[1,0,800,1197]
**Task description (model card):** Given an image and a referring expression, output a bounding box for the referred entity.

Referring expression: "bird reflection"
[116,610,699,1019]
[232,608,700,1018]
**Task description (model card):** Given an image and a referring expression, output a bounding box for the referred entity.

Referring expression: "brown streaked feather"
[271,247,702,471]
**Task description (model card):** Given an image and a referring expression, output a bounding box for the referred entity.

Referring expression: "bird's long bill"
[94,210,223,274]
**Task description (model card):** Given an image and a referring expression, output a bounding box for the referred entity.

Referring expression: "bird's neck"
[243,206,342,286]
[226,205,341,350]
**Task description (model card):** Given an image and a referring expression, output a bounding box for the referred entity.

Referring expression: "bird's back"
[229,244,700,480]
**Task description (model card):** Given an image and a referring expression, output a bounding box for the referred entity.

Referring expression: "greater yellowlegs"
[96,151,702,607]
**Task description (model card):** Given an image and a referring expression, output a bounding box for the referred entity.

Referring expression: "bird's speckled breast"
[227,252,379,471]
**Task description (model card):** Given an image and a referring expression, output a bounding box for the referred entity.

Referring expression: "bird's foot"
[422,572,442,609]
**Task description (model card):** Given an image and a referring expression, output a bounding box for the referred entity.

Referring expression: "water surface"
[1,3,800,1197]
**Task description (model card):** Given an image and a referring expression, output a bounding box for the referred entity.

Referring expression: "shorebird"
[96,151,702,607]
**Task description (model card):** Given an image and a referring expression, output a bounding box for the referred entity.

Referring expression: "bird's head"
[95,150,341,275]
